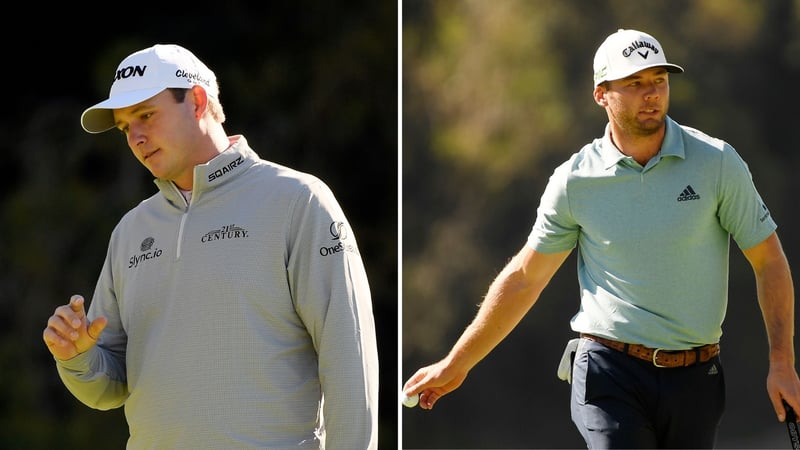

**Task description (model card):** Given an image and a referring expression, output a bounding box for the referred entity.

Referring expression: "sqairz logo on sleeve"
[319,221,358,257]
[128,237,163,269]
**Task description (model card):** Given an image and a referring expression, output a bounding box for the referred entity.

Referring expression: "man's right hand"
[402,359,468,410]
[43,294,107,360]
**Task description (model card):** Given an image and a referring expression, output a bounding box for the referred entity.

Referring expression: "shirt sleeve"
[716,144,777,250]
[527,158,581,253]
[55,239,129,410]
[286,179,379,449]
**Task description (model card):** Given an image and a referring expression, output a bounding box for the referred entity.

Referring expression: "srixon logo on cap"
[115,65,146,81]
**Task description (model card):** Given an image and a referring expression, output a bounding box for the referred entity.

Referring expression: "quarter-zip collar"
[154,135,258,210]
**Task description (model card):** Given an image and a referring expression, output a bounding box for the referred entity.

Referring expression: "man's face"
[599,67,671,137]
[112,89,201,189]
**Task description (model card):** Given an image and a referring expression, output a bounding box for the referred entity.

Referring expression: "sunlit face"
[599,67,671,137]
[113,89,202,190]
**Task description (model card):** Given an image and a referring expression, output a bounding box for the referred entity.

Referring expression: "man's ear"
[593,85,608,107]
[190,85,209,119]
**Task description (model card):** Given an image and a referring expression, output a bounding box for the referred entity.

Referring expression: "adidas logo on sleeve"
[677,185,700,202]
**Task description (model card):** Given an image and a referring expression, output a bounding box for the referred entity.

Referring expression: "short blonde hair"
[168,87,226,124]
[206,94,226,124]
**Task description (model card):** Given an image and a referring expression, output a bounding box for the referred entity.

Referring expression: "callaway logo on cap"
[80,44,218,134]
[593,29,683,86]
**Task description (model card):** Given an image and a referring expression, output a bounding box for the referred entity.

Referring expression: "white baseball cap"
[80,44,218,133]
[593,29,683,86]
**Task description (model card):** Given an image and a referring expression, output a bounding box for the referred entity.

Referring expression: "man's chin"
[637,118,665,135]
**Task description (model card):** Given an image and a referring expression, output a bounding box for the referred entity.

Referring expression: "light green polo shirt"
[528,117,776,349]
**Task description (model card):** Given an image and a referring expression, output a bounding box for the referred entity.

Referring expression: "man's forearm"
[756,254,795,365]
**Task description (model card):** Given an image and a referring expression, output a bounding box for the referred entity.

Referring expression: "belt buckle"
[652,348,668,368]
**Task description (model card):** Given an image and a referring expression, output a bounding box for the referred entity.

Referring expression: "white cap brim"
[600,62,684,85]
[80,87,167,133]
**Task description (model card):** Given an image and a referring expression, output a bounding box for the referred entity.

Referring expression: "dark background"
[2,3,397,449]
[403,0,800,448]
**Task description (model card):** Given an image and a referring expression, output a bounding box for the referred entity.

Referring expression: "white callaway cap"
[81,44,218,133]
[593,29,683,86]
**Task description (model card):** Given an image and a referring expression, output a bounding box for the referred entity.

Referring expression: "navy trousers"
[570,338,725,449]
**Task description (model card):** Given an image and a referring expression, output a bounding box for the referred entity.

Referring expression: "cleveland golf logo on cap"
[177,69,213,89]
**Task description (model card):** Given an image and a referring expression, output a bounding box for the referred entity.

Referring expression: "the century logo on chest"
[201,224,249,243]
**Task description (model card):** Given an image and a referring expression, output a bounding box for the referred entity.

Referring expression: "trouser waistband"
[580,333,720,368]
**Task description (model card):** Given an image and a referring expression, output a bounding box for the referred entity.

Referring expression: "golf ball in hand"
[402,392,419,408]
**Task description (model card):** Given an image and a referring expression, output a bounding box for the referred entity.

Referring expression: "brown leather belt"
[580,333,720,368]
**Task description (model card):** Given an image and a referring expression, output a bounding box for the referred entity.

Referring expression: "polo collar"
[599,116,685,169]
